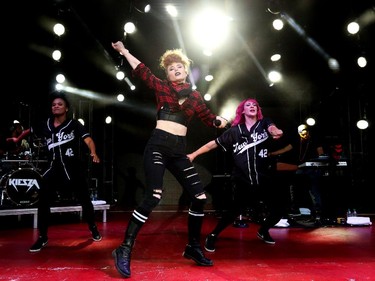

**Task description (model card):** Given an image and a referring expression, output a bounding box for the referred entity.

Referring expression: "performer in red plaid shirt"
[111,41,228,278]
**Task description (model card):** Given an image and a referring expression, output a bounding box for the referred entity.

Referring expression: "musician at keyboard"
[270,124,325,225]
[295,124,327,224]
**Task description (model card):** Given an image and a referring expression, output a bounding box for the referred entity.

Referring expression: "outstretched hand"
[271,128,283,140]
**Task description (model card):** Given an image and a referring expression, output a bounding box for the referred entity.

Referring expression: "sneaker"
[90,225,102,241]
[29,236,48,252]
[183,244,214,266]
[257,230,275,245]
[204,234,217,252]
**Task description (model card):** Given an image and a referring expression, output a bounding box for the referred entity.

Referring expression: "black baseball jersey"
[215,118,275,185]
[32,118,90,179]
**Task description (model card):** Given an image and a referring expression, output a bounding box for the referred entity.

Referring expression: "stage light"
[328,58,340,72]
[116,71,125,80]
[268,70,282,83]
[271,54,281,62]
[357,119,369,130]
[191,8,231,50]
[53,23,65,36]
[166,5,178,17]
[347,22,360,34]
[55,83,64,91]
[205,74,214,82]
[306,117,316,126]
[272,19,284,30]
[117,94,125,102]
[105,116,112,124]
[134,0,151,13]
[124,22,136,34]
[52,50,62,61]
[357,56,367,68]
[56,74,65,83]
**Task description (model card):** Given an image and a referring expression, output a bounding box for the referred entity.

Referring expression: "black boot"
[183,244,213,266]
[112,219,142,278]
[112,244,132,278]
[184,210,213,266]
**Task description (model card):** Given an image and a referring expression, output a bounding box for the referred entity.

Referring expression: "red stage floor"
[0,208,374,281]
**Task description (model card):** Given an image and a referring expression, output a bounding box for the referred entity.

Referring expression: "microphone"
[214,119,221,127]
[215,119,231,129]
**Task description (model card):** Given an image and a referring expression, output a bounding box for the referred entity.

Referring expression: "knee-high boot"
[182,210,213,266]
[112,219,143,278]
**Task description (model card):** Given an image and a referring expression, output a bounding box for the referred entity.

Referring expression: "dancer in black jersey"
[188,98,284,251]
[8,92,102,252]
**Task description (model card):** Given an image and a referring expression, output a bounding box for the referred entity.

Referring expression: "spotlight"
[306,117,316,126]
[124,21,136,34]
[133,0,151,13]
[357,119,369,130]
[53,23,65,36]
[116,71,125,80]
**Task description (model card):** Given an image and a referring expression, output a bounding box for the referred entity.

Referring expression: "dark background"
[1,0,373,211]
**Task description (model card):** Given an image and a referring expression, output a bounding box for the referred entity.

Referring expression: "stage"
[0,206,374,281]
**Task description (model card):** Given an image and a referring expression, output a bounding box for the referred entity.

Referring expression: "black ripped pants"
[125,129,206,246]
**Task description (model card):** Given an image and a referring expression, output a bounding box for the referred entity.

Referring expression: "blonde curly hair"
[159,49,192,74]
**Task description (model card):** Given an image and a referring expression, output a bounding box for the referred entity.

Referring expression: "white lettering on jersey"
[65,148,74,157]
[47,130,75,150]
[233,132,269,154]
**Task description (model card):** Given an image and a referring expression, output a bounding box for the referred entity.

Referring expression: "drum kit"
[0,140,47,208]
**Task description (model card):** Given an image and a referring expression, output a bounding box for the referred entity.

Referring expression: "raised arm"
[112,41,141,70]
[6,128,31,143]
[187,140,218,162]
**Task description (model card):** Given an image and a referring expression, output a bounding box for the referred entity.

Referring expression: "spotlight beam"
[61,85,116,105]
[168,6,196,88]
[280,12,340,72]
[69,5,122,76]
[234,30,272,86]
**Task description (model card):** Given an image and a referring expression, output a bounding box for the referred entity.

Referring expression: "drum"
[0,168,42,207]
